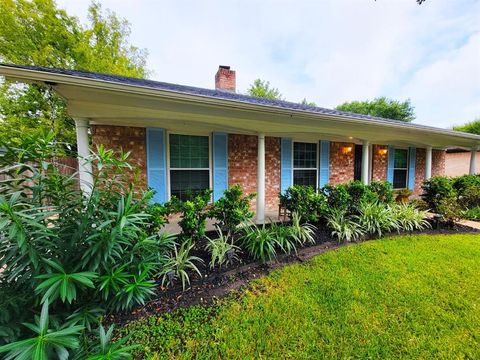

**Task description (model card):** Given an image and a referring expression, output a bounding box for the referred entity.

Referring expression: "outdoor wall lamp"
[342,146,353,155]
[378,148,388,156]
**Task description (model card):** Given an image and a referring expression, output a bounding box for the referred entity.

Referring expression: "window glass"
[393,148,408,189]
[293,142,317,188]
[169,134,210,201]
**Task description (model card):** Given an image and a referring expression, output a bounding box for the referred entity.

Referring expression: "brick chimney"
[215,65,236,92]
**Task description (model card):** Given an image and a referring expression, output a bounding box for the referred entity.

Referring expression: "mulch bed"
[109,220,479,325]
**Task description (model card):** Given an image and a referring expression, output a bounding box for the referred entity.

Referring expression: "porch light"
[342,146,352,155]
[378,148,388,156]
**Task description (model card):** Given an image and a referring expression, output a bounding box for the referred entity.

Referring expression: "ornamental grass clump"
[327,209,364,243]
[391,204,431,232]
[241,222,277,262]
[356,202,399,238]
[205,226,240,269]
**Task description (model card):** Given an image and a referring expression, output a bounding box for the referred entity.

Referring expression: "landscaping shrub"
[356,202,399,237]
[327,209,364,243]
[421,176,456,212]
[0,132,160,356]
[462,206,480,221]
[322,184,352,213]
[289,212,316,245]
[347,180,378,207]
[205,226,240,269]
[144,199,172,235]
[279,185,327,223]
[241,223,277,262]
[208,185,255,236]
[391,204,431,231]
[436,196,462,225]
[161,242,204,290]
[270,222,298,255]
[453,174,480,208]
[170,190,212,243]
[368,180,394,204]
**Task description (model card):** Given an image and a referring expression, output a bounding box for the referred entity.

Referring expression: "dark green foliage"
[241,223,277,262]
[279,185,327,223]
[86,324,139,360]
[170,190,212,243]
[322,184,352,213]
[453,119,480,135]
[453,175,480,208]
[336,97,415,122]
[368,181,394,204]
[421,176,457,212]
[209,185,255,235]
[462,206,480,221]
[0,132,168,351]
[144,200,172,235]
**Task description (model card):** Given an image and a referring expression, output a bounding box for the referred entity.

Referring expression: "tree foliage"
[300,98,317,107]
[247,79,283,100]
[0,0,148,146]
[335,97,415,122]
[453,119,480,135]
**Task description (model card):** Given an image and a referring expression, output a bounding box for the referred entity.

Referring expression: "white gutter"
[1,64,480,144]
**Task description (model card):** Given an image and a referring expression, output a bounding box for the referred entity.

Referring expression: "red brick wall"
[432,150,446,177]
[372,145,388,181]
[228,134,280,211]
[91,125,147,189]
[329,142,355,185]
[414,148,426,196]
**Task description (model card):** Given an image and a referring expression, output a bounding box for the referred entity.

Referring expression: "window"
[169,134,210,201]
[293,142,317,188]
[393,148,408,189]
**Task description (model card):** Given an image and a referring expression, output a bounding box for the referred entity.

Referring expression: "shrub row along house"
[1,64,479,222]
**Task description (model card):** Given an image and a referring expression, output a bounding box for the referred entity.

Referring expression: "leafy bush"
[144,200,172,235]
[322,184,352,213]
[436,196,462,225]
[0,132,166,349]
[356,202,399,238]
[453,174,480,208]
[170,190,212,243]
[279,185,327,223]
[289,212,316,245]
[241,222,277,262]
[368,181,394,204]
[205,226,240,269]
[391,204,431,231]
[347,181,378,207]
[462,206,480,221]
[208,185,255,235]
[161,242,203,290]
[327,209,364,243]
[421,176,456,212]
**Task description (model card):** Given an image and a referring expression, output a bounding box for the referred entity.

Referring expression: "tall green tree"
[335,97,415,122]
[247,79,283,100]
[453,119,480,135]
[0,0,148,145]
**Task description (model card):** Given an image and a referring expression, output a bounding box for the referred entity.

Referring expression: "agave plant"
[161,242,204,290]
[327,209,364,243]
[205,226,240,269]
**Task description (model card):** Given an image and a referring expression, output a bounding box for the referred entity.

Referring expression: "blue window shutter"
[387,145,395,184]
[212,132,228,202]
[280,138,293,193]
[408,147,416,190]
[319,140,330,188]
[146,128,167,203]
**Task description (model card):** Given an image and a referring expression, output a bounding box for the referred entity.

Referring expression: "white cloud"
[57,0,480,128]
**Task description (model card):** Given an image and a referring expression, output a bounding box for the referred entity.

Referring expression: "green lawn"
[122,234,480,359]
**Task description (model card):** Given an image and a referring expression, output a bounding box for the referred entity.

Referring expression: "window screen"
[169,134,210,201]
[293,142,317,188]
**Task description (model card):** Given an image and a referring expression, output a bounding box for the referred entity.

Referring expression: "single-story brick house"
[1,64,479,222]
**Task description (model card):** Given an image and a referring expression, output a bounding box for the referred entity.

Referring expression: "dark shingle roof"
[0,63,413,126]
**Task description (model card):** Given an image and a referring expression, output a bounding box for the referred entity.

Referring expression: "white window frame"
[393,147,409,190]
[292,140,319,188]
[166,131,212,200]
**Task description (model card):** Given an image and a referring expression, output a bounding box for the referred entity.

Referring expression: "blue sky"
[57,0,480,128]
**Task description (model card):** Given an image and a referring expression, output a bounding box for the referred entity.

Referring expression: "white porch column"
[425,146,432,180]
[74,118,93,194]
[256,133,265,223]
[361,140,369,185]
[469,147,478,175]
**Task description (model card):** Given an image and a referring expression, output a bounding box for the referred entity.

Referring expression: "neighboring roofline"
[1,63,480,145]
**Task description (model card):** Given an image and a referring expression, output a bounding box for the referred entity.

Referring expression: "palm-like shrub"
[0,132,167,348]
[205,226,240,269]
[391,204,431,231]
[327,209,364,243]
[356,202,399,237]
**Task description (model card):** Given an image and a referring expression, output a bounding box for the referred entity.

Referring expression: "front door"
[354,144,362,181]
